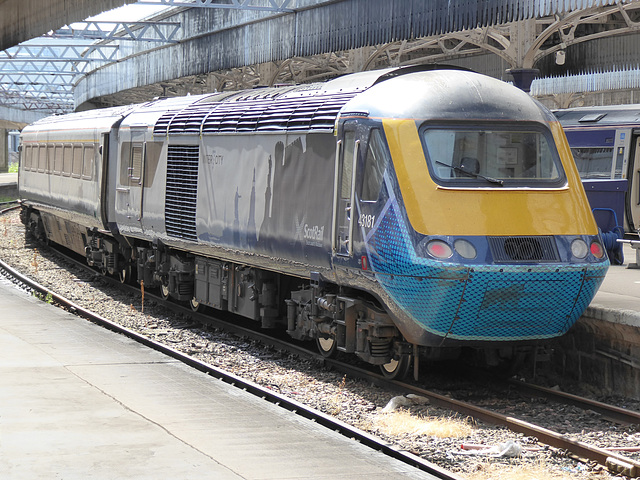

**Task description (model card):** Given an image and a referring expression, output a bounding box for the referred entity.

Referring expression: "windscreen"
[422,125,565,187]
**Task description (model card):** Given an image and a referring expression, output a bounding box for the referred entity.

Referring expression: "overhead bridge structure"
[2,0,640,118]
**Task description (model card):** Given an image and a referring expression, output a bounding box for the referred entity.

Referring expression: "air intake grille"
[153,91,357,136]
[488,236,559,263]
[165,145,199,241]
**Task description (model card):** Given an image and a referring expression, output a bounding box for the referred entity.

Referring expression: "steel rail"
[2,205,638,477]
[507,378,640,426]
[319,358,640,477]
[0,253,464,480]
[391,379,640,477]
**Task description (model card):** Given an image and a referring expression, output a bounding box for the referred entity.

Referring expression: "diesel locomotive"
[18,65,609,378]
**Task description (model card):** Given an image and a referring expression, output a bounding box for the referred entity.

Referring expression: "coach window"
[62,145,73,176]
[361,128,389,202]
[82,145,94,180]
[38,144,47,173]
[143,142,162,187]
[53,144,63,175]
[72,145,83,178]
[47,145,55,174]
[22,146,31,171]
[570,147,614,179]
[120,142,130,185]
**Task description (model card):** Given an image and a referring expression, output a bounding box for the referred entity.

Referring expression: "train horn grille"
[488,236,559,263]
[165,145,199,242]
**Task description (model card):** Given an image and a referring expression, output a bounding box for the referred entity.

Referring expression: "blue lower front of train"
[365,202,609,344]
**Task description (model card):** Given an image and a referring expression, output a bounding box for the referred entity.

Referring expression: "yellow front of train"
[353,69,609,346]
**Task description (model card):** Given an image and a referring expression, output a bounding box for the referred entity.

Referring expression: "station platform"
[0,172,17,198]
[0,276,438,479]
[589,242,640,320]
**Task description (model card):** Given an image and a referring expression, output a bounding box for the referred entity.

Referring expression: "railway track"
[2,205,640,478]
[0,240,464,480]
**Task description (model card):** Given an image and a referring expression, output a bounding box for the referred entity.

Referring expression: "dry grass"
[468,460,604,480]
[326,375,347,416]
[373,411,607,480]
[375,409,475,438]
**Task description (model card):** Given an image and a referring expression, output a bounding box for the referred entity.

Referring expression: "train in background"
[554,105,640,238]
[18,65,609,379]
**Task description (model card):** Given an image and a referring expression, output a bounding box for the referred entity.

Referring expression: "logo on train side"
[304,224,325,246]
[294,214,325,247]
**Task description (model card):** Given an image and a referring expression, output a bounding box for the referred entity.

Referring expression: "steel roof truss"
[0,44,119,62]
[0,61,91,74]
[45,21,182,43]
[136,0,293,12]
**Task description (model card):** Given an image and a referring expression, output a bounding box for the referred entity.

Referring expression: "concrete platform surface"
[0,172,17,186]
[0,277,438,480]
[590,243,640,324]
[0,172,17,198]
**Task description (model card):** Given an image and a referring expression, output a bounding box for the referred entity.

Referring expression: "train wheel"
[380,355,412,380]
[160,283,171,300]
[316,335,337,358]
[118,265,131,284]
[189,297,204,313]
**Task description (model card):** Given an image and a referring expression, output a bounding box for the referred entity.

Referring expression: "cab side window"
[361,128,389,202]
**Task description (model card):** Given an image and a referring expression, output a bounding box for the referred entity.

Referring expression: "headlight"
[454,239,477,259]
[570,239,589,259]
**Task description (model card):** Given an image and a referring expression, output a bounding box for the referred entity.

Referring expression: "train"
[554,104,640,236]
[18,65,609,379]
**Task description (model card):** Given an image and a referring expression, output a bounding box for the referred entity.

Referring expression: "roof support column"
[0,129,7,173]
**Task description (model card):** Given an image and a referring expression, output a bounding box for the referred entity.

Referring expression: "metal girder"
[0,73,78,85]
[0,84,73,103]
[424,1,640,70]
[44,21,182,43]
[6,0,640,116]
[0,92,73,111]
[136,0,293,12]
[0,44,119,62]
[0,80,72,91]
[0,61,92,74]
[317,1,640,75]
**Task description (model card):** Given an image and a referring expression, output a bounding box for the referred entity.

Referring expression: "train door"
[127,141,145,225]
[116,138,146,233]
[99,133,110,229]
[627,135,640,233]
[333,121,358,257]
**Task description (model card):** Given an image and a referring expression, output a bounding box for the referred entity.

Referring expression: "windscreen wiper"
[435,161,504,186]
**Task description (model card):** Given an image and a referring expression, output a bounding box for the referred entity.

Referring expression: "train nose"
[371,260,608,344]
[366,202,609,345]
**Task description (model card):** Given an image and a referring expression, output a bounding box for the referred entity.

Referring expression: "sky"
[86,3,170,23]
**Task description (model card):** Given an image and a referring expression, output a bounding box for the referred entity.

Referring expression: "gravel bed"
[0,209,637,480]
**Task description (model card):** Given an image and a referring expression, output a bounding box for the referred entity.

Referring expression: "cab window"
[422,125,566,188]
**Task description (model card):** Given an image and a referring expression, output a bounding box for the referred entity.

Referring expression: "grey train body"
[18,66,609,379]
